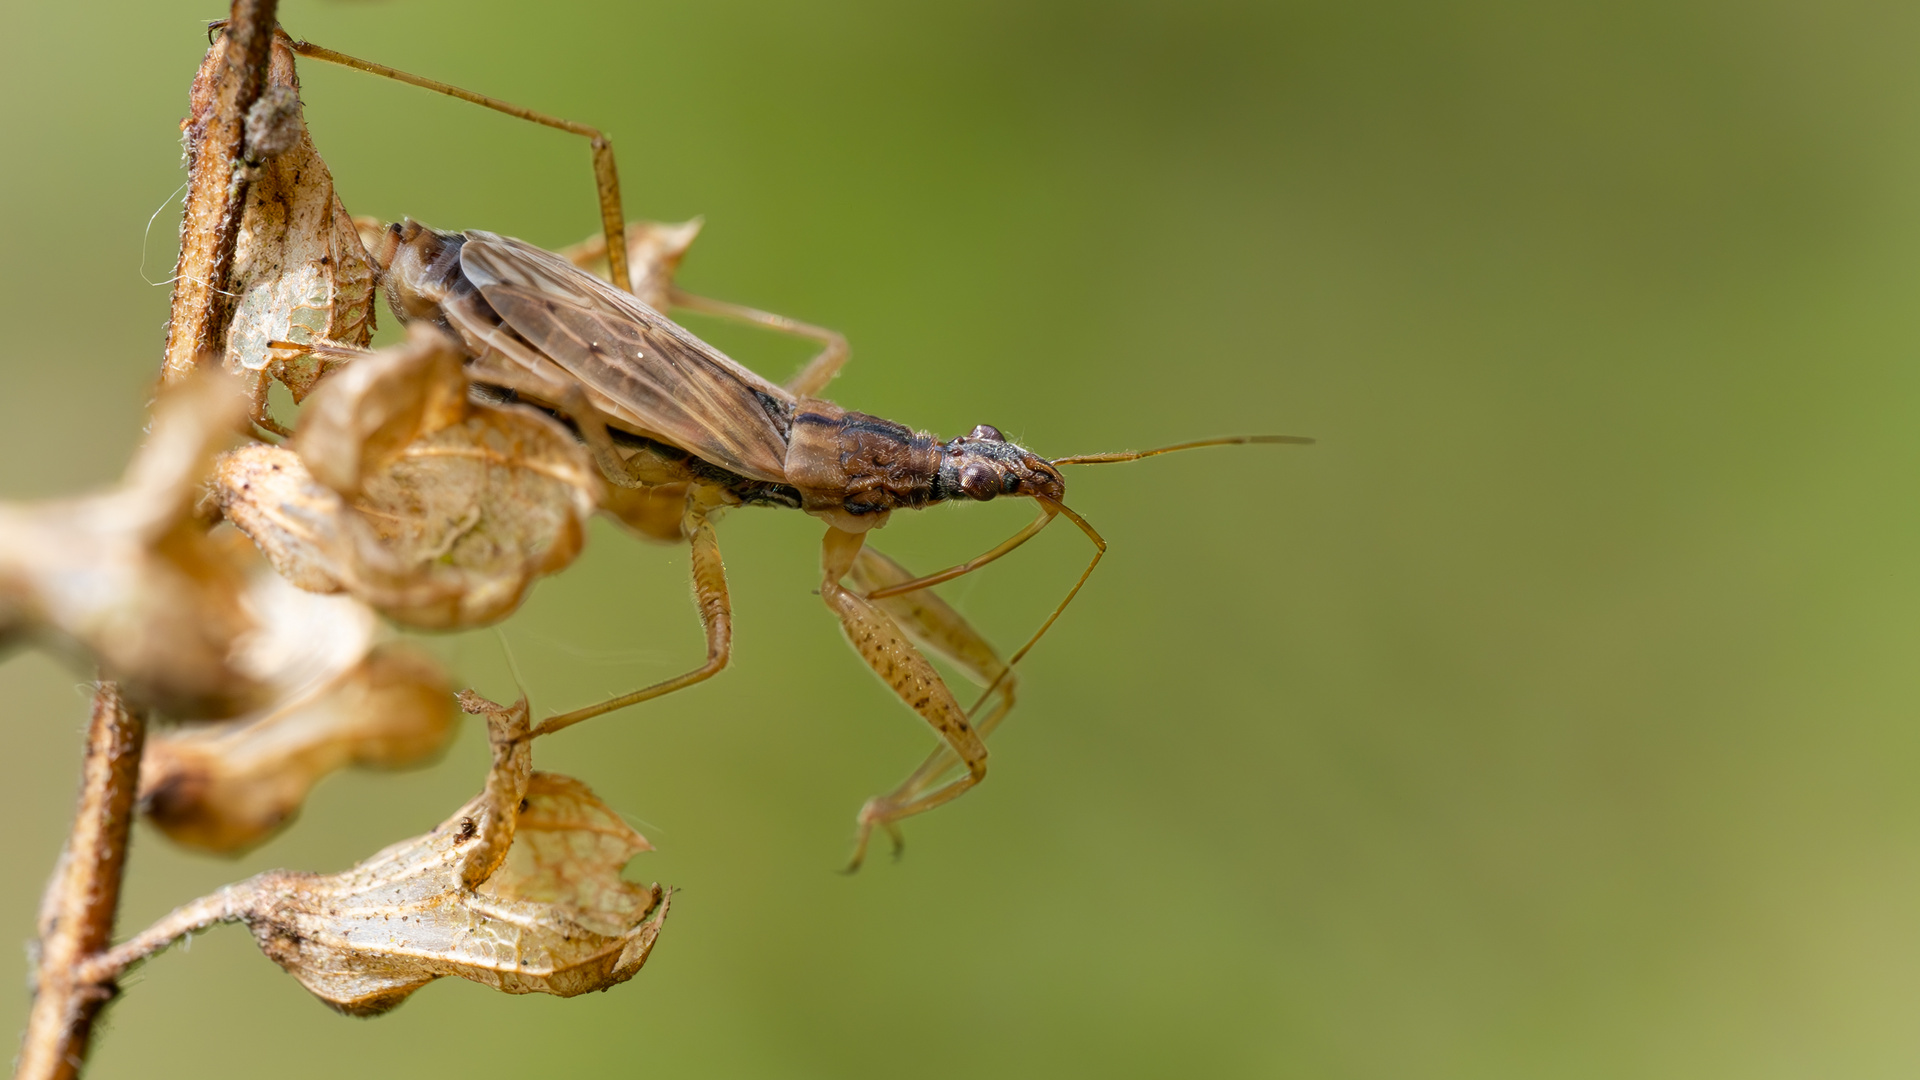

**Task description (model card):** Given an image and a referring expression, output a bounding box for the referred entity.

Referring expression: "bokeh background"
[1,0,1917,1076]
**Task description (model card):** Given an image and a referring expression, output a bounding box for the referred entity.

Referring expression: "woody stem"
[15,684,149,1080]
[158,0,282,386]
[17,0,282,1073]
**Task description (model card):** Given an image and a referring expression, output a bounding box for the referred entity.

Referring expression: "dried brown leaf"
[100,695,667,1016]
[215,333,599,628]
[141,644,456,854]
[289,325,468,496]
[223,36,377,422]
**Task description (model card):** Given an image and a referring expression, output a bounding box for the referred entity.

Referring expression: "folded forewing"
[459,231,794,483]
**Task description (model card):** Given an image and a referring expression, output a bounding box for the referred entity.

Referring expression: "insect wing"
[459,231,794,483]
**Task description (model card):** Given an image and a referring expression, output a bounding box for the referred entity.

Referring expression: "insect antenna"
[1051,433,1313,466]
[899,439,1313,716]
[958,437,1312,716]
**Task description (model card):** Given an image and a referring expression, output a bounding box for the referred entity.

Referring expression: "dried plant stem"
[158,0,282,387]
[15,3,282,1073]
[76,880,277,987]
[16,684,149,1080]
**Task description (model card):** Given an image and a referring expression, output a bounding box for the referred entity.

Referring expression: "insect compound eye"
[959,462,1000,500]
[968,424,1005,442]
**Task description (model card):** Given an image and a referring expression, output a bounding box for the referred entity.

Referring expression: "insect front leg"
[820,528,989,871]
[848,545,1018,815]
[530,487,732,738]
[240,340,377,437]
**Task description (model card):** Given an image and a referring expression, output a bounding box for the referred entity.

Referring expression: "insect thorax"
[785,401,945,530]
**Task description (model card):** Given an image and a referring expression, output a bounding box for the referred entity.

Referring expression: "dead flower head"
[0,373,293,716]
[103,694,667,1016]
[215,326,600,629]
[141,644,456,854]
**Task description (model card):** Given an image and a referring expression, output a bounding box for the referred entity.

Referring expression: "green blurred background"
[1,0,1917,1076]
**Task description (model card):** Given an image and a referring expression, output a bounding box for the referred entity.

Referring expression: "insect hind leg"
[284,36,633,293]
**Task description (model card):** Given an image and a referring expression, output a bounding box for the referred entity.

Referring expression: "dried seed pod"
[141,644,456,854]
[102,695,668,1016]
[0,374,275,716]
[215,332,600,628]
[227,527,383,698]
[289,325,468,497]
[213,443,397,596]
[223,34,377,426]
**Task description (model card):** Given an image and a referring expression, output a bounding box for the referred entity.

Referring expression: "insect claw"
[841,800,909,872]
[840,844,868,876]
[843,797,902,873]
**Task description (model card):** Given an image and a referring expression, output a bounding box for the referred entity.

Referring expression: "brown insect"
[280,35,1312,868]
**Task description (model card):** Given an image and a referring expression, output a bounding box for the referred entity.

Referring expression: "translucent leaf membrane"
[141,644,456,854]
[214,329,600,629]
[107,696,667,1016]
[222,34,377,426]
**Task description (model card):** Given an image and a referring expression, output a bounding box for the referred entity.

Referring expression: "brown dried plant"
[89,694,667,1016]
[12,8,673,1075]
[139,643,456,853]
[0,373,269,718]
[214,325,601,629]
[221,33,378,432]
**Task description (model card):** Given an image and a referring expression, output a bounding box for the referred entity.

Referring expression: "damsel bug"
[278,33,1312,868]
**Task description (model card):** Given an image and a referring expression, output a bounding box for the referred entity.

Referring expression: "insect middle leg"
[670,290,851,398]
[530,486,733,738]
[820,528,990,870]
[561,221,852,397]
